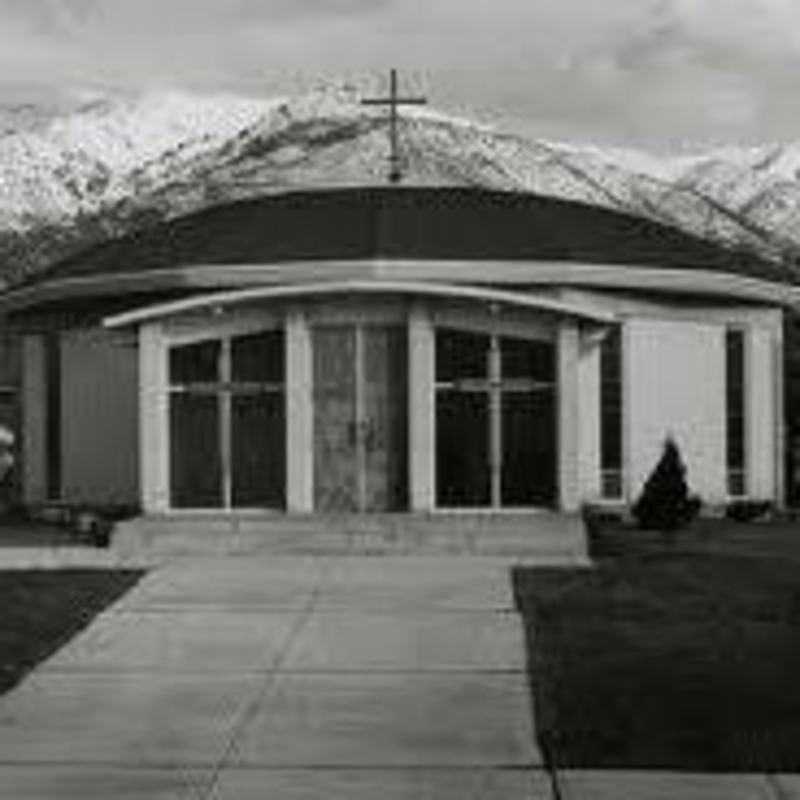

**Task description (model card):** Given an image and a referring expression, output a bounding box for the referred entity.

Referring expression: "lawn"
[0,570,144,695]
[513,519,800,772]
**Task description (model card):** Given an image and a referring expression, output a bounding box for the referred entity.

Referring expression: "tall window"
[600,327,623,499]
[726,328,746,497]
[0,334,21,504]
[434,328,557,509]
[168,329,285,509]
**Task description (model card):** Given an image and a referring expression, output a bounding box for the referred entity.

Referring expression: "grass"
[0,570,144,695]
[513,519,800,772]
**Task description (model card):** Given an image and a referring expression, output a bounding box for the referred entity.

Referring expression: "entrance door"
[313,325,408,512]
[435,328,557,508]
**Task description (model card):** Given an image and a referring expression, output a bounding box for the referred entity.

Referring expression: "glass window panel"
[602,470,623,499]
[169,340,220,385]
[231,394,285,508]
[169,394,222,508]
[501,391,557,506]
[500,337,555,382]
[601,412,622,469]
[0,335,21,387]
[727,415,745,468]
[435,329,489,382]
[436,390,490,506]
[726,329,746,477]
[600,327,623,473]
[231,330,284,384]
[728,470,746,498]
[600,328,622,382]
[0,394,20,502]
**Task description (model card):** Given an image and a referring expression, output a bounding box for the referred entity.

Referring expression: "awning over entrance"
[103,280,617,329]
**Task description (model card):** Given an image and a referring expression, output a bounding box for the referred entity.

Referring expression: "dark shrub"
[726,500,773,522]
[633,438,701,531]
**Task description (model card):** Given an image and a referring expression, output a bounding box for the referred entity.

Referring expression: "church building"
[0,182,794,522]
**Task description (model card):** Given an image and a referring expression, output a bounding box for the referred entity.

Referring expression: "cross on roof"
[361,69,427,184]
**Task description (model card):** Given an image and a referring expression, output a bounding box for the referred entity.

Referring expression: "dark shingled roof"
[28,186,785,286]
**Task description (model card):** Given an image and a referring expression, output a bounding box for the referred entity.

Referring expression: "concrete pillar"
[747,324,777,500]
[21,335,47,505]
[139,323,169,514]
[577,331,602,502]
[774,316,786,509]
[408,304,436,511]
[558,321,581,512]
[286,311,314,513]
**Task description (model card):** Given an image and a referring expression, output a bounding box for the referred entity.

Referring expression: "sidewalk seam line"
[195,562,328,800]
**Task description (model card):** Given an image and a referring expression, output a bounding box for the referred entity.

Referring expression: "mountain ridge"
[2,86,800,290]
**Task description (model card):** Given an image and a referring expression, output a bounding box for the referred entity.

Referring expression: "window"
[600,327,623,499]
[0,334,21,503]
[434,328,557,508]
[168,330,285,509]
[726,328,746,497]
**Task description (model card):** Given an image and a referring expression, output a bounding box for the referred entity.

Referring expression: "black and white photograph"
[0,1,799,797]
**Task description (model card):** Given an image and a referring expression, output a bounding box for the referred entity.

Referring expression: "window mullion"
[220,338,233,510]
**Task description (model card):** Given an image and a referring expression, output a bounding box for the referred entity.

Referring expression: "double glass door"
[435,328,557,508]
[313,325,408,512]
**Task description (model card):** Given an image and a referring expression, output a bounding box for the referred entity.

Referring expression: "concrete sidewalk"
[1,554,794,799]
[0,555,549,799]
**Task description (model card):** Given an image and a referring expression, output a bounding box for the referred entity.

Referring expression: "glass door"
[312,325,408,512]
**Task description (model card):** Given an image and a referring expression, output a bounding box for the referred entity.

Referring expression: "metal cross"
[361,69,427,184]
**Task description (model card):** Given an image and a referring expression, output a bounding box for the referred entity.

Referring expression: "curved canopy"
[103,279,617,328]
[31,187,786,286]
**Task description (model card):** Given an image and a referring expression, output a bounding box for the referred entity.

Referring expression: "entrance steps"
[111,512,589,564]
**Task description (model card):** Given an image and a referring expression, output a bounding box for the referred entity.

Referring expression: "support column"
[408,304,436,511]
[139,323,169,514]
[577,331,602,502]
[774,316,786,509]
[747,324,777,500]
[21,335,47,506]
[558,321,581,513]
[286,311,314,513]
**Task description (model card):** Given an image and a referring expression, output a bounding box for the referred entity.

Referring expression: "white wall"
[625,319,728,506]
[60,328,139,506]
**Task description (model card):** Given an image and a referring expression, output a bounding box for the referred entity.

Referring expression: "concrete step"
[111,513,589,563]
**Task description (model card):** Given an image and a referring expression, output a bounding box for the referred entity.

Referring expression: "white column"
[577,331,602,502]
[21,335,47,505]
[558,321,581,512]
[774,315,786,509]
[408,304,436,512]
[747,324,777,500]
[139,323,169,514]
[286,311,314,513]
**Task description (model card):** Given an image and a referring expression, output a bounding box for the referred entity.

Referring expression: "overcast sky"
[1,0,799,150]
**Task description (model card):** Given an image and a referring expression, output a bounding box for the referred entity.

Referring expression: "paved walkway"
[2,554,796,799]
[0,555,549,799]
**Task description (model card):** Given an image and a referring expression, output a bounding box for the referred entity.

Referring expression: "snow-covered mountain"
[2,86,800,289]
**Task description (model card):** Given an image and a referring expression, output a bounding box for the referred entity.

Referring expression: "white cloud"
[0,0,798,146]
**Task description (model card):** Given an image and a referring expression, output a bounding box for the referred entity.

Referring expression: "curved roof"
[28,186,783,284]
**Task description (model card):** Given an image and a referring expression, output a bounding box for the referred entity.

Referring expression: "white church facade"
[0,187,794,519]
